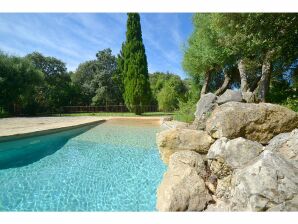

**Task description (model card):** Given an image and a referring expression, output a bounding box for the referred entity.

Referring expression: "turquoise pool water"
[0,121,166,211]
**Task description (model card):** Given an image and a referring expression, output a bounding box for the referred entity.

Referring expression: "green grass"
[173,113,194,123]
[54,112,174,117]
[0,109,10,118]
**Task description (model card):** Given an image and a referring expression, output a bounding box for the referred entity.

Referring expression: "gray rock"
[229,150,298,211]
[169,150,207,179]
[156,128,215,164]
[266,129,298,168]
[207,137,264,170]
[215,175,232,200]
[267,195,298,211]
[193,93,218,130]
[156,151,212,211]
[217,89,243,105]
[206,102,298,144]
[161,120,190,130]
[205,199,231,211]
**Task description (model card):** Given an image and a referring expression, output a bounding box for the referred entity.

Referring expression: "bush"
[282,96,298,112]
[157,85,179,112]
[173,100,196,123]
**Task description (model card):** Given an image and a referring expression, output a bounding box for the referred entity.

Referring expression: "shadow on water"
[0,123,99,170]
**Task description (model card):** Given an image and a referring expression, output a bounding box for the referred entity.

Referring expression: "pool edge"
[0,120,106,143]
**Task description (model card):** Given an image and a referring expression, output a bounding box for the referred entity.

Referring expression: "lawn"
[54,112,174,117]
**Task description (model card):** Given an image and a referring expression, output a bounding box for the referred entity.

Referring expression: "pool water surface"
[0,120,166,211]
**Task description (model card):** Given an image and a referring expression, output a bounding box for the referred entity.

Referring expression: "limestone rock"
[161,120,190,130]
[205,199,231,212]
[266,128,298,168]
[215,175,232,200]
[162,116,173,122]
[169,150,207,179]
[242,91,255,103]
[217,90,243,105]
[267,195,298,211]
[206,102,298,144]
[156,151,212,211]
[209,157,232,179]
[193,93,218,130]
[207,137,264,169]
[156,128,215,164]
[229,150,298,211]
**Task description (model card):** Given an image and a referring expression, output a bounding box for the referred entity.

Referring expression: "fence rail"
[2,105,158,116]
[62,105,158,114]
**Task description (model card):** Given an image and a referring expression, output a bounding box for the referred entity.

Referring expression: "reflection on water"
[0,124,98,169]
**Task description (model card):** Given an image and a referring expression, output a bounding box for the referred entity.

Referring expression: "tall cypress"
[122,13,152,115]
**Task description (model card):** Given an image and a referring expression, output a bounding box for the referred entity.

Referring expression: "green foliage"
[149,72,188,111]
[183,14,233,82]
[0,52,44,114]
[72,49,123,106]
[113,44,125,96]
[53,111,173,117]
[183,13,298,105]
[173,100,196,123]
[122,13,152,115]
[173,78,201,123]
[283,97,298,112]
[26,52,74,112]
[157,85,179,112]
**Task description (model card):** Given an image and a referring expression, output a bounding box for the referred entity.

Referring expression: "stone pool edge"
[0,119,106,143]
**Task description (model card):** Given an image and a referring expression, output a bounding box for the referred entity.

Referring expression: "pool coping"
[0,119,106,143]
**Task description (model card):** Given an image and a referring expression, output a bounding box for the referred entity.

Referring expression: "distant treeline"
[1,13,297,119]
[0,50,189,115]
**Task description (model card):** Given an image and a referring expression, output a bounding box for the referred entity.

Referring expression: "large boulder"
[206,102,298,144]
[193,93,218,130]
[207,137,264,171]
[217,89,243,105]
[156,128,215,164]
[229,150,298,211]
[156,151,212,211]
[267,195,298,211]
[266,128,298,168]
[161,120,190,130]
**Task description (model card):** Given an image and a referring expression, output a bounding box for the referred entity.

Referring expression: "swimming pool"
[0,120,166,211]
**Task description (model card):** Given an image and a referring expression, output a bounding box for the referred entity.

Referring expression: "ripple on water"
[0,122,166,211]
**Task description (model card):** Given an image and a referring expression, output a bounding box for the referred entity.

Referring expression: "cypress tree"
[122,13,152,115]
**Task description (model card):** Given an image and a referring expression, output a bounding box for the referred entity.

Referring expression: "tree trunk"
[215,68,231,96]
[200,69,211,97]
[257,54,273,102]
[238,59,249,93]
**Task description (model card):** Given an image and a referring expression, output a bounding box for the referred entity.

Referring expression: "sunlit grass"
[54,112,174,117]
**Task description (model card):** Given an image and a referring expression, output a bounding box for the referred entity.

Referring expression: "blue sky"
[0,13,193,78]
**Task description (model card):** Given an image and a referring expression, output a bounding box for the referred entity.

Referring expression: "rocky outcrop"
[156,95,298,212]
[193,90,245,130]
[267,195,298,211]
[217,90,243,105]
[161,120,190,130]
[156,128,214,164]
[206,102,298,144]
[193,93,218,130]
[156,151,212,211]
[229,150,298,211]
[207,137,264,170]
[266,129,298,167]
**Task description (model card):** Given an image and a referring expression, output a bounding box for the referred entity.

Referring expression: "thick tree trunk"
[238,59,249,93]
[200,69,211,97]
[215,68,231,96]
[257,55,272,102]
